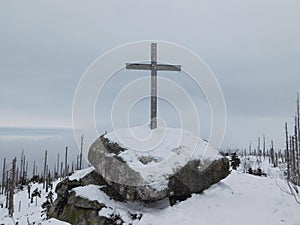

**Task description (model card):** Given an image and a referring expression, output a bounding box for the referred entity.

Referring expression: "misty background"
[0,0,300,171]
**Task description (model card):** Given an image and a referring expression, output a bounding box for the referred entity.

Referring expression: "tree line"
[285,94,300,186]
[0,135,85,217]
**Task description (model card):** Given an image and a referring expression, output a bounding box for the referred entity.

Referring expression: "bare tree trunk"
[46,165,49,193]
[35,165,37,178]
[60,162,63,178]
[263,134,266,159]
[249,142,252,155]
[65,146,68,177]
[6,177,9,209]
[54,163,56,180]
[33,161,36,178]
[2,158,6,194]
[48,171,52,190]
[291,136,296,177]
[43,150,48,189]
[270,140,275,166]
[76,155,79,170]
[295,123,299,184]
[297,93,300,183]
[286,123,290,180]
[258,137,261,157]
[15,167,18,186]
[21,153,26,184]
[9,158,16,217]
[80,134,84,170]
[25,160,28,183]
[71,161,74,173]
[5,170,9,208]
[57,154,60,178]
[20,150,23,184]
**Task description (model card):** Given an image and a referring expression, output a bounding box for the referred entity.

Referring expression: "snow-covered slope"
[139,171,300,225]
[0,180,70,225]
[1,171,299,225]
[240,155,285,179]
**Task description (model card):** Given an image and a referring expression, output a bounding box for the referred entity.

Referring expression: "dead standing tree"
[79,134,84,170]
[65,146,68,177]
[296,94,300,183]
[56,153,60,179]
[8,158,16,217]
[263,134,266,159]
[43,150,47,189]
[284,94,300,185]
[285,123,290,181]
[5,170,8,208]
[2,158,6,194]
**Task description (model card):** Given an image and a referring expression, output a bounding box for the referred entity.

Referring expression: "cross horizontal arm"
[156,64,181,71]
[126,63,152,70]
[126,63,181,71]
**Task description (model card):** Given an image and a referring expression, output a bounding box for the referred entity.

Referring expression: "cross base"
[150,118,157,129]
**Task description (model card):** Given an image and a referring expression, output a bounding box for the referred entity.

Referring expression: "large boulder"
[88,126,230,204]
[168,157,229,204]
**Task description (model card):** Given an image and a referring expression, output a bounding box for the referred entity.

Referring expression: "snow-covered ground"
[140,171,300,225]
[0,179,70,225]
[1,169,299,225]
[239,155,285,179]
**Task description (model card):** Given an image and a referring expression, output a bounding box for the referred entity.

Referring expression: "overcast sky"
[0,0,300,166]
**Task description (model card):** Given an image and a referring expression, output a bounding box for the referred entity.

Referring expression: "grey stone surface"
[48,175,137,225]
[88,136,230,203]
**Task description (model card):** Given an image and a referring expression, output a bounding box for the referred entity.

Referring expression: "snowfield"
[0,179,69,225]
[1,170,299,225]
[140,171,300,225]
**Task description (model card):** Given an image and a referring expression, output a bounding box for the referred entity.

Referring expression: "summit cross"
[126,43,181,129]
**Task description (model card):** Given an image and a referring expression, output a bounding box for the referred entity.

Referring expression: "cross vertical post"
[151,43,157,129]
[125,43,181,130]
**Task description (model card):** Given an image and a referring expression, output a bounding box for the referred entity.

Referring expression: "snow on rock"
[74,184,112,204]
[41,218,71,224]
[94,125,221,185]
[69,167,95,181]
[89,125,229,202]
[73,184,141,224]
[106,125,220,163]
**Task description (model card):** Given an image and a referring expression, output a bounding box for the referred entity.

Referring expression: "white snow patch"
[41,218,71,224]
[73,184,141,224]
[105,125,221,187]
[69,167,94,181]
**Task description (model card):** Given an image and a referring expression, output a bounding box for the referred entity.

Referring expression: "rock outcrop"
[49,170,141,225]
[168,157,229,204]
[49,127,230,224]
[88,127,230,204]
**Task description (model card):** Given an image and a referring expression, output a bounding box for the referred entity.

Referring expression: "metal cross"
[126,43,181,129]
